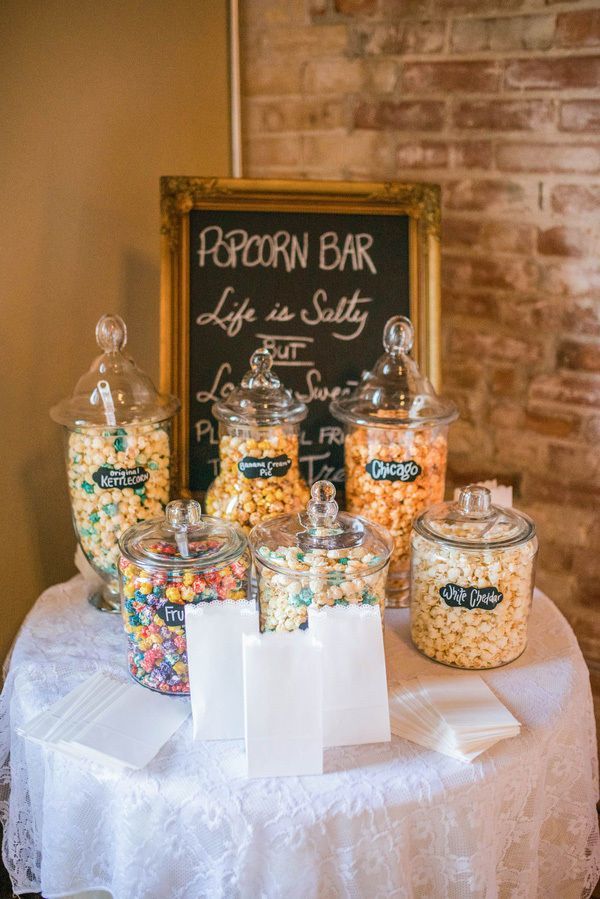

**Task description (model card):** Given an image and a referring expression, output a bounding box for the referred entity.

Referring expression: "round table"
[1,577,599,899]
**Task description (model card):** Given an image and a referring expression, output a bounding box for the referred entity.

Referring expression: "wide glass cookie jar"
[205,348,310,532]
[330,315,458,608]
[249,480,393,633]
[50,314,179,612]
[118,499,250,693]
[410,485,538,669]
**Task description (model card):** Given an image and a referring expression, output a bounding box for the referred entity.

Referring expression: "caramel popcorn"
[344,424,448,603]
[205,428,309,533]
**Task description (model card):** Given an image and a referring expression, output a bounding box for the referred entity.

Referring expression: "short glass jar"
[249,480,393,633]
[118,499,250,693]
[205,348,310,532]
[410,485,538,669]
[331,316,458,608]
[51,314,179,611]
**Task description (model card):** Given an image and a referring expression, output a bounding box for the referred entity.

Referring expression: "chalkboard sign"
[160,178,441,495]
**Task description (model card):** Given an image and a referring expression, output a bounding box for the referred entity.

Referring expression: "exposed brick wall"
[239,0,600,673]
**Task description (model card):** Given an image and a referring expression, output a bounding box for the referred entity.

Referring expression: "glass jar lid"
[249,480,393,575]
[213,347,307,426]
[413,485,536,550]
[118,499,248,571]
[50,313,179,427]
[330,315,457,429]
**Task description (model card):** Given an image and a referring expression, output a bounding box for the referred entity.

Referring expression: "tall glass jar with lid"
[249,480,393,633]
[410,485,538,669]
[331,315,458,608]
[205,347,310,532]
[50,314,179,611]
[118,499,250,693]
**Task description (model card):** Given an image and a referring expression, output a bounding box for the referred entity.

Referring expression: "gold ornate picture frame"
[160,177,441,494]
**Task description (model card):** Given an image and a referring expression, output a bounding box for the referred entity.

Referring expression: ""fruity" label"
[365,458,422,482]
[157,603,186,626]
[92,465,150,490]
[238,454,292,479]
[440,583,504,610]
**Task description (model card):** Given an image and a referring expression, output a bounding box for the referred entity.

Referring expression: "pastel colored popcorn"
[255,544,389,633]
[67,422,171,589]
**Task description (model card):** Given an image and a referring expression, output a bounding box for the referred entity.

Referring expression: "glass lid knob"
[457,485,492,518]
[383,315,413,355]
[241,347,282,389]
[166,500,202,558]
[96,313,127,353]
[166,499,202,529]
[306,480,339,529]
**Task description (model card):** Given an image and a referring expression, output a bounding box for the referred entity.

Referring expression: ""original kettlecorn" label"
[92,465,150,490]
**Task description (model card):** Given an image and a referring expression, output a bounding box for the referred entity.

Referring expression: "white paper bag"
[186,600,259,741]
[308,604,390,748]
[243,632,323,777]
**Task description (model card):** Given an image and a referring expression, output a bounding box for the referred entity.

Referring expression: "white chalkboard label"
[238,454,292,479]
[365,459,422,482]
[440,583,504,610]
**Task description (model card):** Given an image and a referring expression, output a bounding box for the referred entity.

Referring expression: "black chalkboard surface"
[188,207,409,492]
[160,178,441,496]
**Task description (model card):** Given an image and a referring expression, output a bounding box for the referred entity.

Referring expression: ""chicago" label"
[365,458,422,482]
[440,583,504,610]
[92,465,150,490]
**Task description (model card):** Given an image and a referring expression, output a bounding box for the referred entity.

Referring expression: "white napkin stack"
[389,673,520,763]
[18,672,189,771]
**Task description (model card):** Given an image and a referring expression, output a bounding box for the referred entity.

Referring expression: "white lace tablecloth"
[1,577,599,899]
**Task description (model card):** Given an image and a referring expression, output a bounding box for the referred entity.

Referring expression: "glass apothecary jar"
[410,485,538,670]
[249,480,393,633]
[330,316,458,608]
[51,315,179,612]
[118,499,250,693]
[205,348,310,532]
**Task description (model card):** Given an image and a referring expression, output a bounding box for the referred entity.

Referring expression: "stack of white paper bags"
[389,673,520,762]
[18,671,189,771]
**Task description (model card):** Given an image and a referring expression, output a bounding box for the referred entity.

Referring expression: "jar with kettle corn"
[205,348,310,532]
[51,314,179,611]
[330,316,458,607]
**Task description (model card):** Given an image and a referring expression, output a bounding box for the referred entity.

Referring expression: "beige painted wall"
[0,0,231,663]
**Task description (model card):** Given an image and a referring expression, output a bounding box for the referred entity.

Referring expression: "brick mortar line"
[247,49,600,63]
[307,5,600,27]
[246,150,600,184]
[249,129,600,147]
[244,90,600,101]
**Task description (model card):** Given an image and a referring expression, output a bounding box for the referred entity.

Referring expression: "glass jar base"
[411,641,527,670]
[385,573,410,608]
[88,585,120,614]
